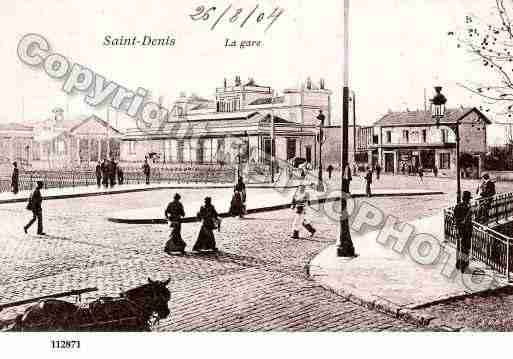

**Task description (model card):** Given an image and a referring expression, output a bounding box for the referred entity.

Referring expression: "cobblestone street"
[1,176,513,331]
[0,185,425,331]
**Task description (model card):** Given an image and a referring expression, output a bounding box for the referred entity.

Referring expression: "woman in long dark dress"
[164,193,186,254]
[193,197,219,252]
[230,177,246,218]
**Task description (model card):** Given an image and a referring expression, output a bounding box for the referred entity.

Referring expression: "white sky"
[0,0,509,143]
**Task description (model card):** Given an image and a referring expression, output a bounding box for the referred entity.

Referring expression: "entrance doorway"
[384,153,395,173]
[305,146,312,164]
[286,139,296,160]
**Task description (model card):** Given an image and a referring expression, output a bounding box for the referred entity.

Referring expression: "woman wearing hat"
[230,176,247,218]
[164,193,186,254]
[193,197,219,252]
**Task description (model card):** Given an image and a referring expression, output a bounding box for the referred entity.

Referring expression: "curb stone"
[107,191,445,224]
[308,264,461,331]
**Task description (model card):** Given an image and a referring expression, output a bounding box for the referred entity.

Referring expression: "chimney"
[320,78,325,90]
[235,75,241,86]
[52,107,64,127]
[306,77,312,90]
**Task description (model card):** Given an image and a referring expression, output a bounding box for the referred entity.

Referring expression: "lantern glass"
[431,103,446,118]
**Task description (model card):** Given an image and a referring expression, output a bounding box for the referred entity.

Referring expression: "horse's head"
[123,278,171,321]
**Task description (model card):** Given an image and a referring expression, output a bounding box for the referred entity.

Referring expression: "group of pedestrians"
[164,176,248,255]
[164,194,221,254]
[95,159,124,188]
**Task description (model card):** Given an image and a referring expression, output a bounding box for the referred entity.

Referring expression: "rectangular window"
[439,153,450,169]
[128,141,137,155]
[402,130,409,143]
[177,140,184,162]
[441,129,448,143]
[386,131,392,143]
[422,129,427,143]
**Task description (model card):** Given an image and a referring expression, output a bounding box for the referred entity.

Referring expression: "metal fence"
[0,165,237,192]
[444,193,513,280]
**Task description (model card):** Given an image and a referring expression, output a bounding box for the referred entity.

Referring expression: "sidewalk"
[108,188,444,224]
[0,176,303,205]
[308,212,510,329]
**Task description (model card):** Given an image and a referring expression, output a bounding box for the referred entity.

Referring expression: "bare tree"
[451,0,513,125]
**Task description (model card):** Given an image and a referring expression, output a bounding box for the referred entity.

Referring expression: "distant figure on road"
[164,193,186,254]
[365,167,373,197]
[230,176,247,218]
[327,164,334,180]
[95,161,102,187]
[117,165,124,185]
[375,164,381,180]
[401,164,406,175]
[454,190,473,273]
[418,166,424,184]
[109,160,117,187]
[11,161,19,194]
[433,166,438,177]
[290,184,315,239]
[101,159,109,188]
[193,197,219,253]
[24,180,45,235]
[142,160,151,185]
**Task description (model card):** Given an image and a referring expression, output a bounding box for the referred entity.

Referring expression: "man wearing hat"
[164,193,187,254]
[24,181,45,235]
[476,173,496,223]
[454,190,473,272]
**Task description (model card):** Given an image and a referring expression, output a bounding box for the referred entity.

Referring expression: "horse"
[7,278,171,331]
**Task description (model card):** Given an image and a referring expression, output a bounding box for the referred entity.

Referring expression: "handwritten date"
[190,4,284,33]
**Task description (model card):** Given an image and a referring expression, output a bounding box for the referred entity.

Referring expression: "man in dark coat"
[327,164,334,180]
[476,173,496,223]
[101,159,109,188]
[11,161,19,194]
[365,167,373,197]
[454,191,473,273]
[109,160,117,187]
[164,193,186,254]
[375,163,381,180]
[95,161,102,187]
[24,180,45,235]
[117,165,124,185]
[142,160,151,185]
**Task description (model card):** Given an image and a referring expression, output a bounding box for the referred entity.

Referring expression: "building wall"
[321,126,356,167]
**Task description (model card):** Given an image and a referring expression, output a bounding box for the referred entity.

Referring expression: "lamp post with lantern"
[430,86,462,203]
[316,110,325,192]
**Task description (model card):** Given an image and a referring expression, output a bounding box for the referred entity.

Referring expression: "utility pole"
[270,90,275,183]
[352,90,356,158]
[338,0,356,258]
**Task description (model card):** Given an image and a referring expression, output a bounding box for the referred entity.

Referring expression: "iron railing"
[444,194,513,281]
[0,165,237,192]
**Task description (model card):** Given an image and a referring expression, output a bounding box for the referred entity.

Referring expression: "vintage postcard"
[1,0,513,357]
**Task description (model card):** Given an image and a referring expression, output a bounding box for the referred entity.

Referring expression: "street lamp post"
[337,0,356,257]
[430,86,461,203]
[316,110,325,192]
